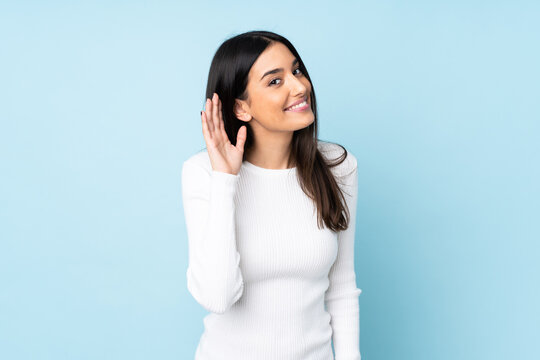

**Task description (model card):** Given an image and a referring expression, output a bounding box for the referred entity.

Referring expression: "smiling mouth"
[284,97,309,111]
[285,101,309,112]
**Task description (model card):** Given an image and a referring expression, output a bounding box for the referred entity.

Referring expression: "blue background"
[1,1,538,359]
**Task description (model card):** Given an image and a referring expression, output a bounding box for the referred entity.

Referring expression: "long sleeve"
[181,159,244,314]
[324,156,362,360]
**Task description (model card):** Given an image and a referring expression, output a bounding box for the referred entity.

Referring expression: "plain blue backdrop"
[1,1,538,359]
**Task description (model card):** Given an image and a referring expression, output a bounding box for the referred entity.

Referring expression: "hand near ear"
[201,92,247,175]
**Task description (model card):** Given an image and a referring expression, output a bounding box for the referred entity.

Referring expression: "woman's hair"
[203,30,353,232]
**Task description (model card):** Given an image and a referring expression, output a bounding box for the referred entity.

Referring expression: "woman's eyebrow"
[260,58,299,81]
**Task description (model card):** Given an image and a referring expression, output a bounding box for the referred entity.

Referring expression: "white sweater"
[181,140,362,360]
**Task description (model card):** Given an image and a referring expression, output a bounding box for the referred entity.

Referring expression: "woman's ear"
[234,99,252,122]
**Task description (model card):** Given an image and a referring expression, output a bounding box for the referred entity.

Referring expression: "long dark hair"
[202,30,352,232]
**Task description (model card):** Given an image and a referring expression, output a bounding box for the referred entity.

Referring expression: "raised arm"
[324,155,362,360]
[181,92,247,314]
[181,159,244,314]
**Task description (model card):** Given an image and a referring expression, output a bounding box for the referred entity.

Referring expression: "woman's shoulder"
[182,148,212,174]
[317,140,357,177]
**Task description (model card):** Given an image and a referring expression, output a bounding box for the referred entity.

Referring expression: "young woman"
[182,30,362,360]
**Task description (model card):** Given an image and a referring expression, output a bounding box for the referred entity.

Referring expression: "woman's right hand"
[201,92,247,175]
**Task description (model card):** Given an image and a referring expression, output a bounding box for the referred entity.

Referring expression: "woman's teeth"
[286,101,307,110]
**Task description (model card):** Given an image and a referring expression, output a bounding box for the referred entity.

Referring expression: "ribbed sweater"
[181,140,362,360]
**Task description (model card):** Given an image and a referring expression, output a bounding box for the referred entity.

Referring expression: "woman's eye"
[269,68,302,86]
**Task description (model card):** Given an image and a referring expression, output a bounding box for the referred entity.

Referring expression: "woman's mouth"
[284,99,309,112]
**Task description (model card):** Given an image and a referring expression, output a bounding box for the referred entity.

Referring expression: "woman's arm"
[324,154,362,360]
[181,159,244,314]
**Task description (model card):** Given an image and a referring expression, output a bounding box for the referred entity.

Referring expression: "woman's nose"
[287,73,307,94]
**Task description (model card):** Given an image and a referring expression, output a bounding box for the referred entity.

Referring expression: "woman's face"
[235,42,314,132]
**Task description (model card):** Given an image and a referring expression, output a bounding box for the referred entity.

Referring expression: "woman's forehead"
[249,43,296,81]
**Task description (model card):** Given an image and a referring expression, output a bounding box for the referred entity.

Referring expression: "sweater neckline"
[242,160,297,174]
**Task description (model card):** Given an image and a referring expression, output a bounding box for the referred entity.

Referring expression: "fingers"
[218,97,223,128]
[236,125,247,152]
[212,93,220,131]
[204,98,215,133]
[217,94,229,140]
[201,110,212,142]
[203,92,227,144]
